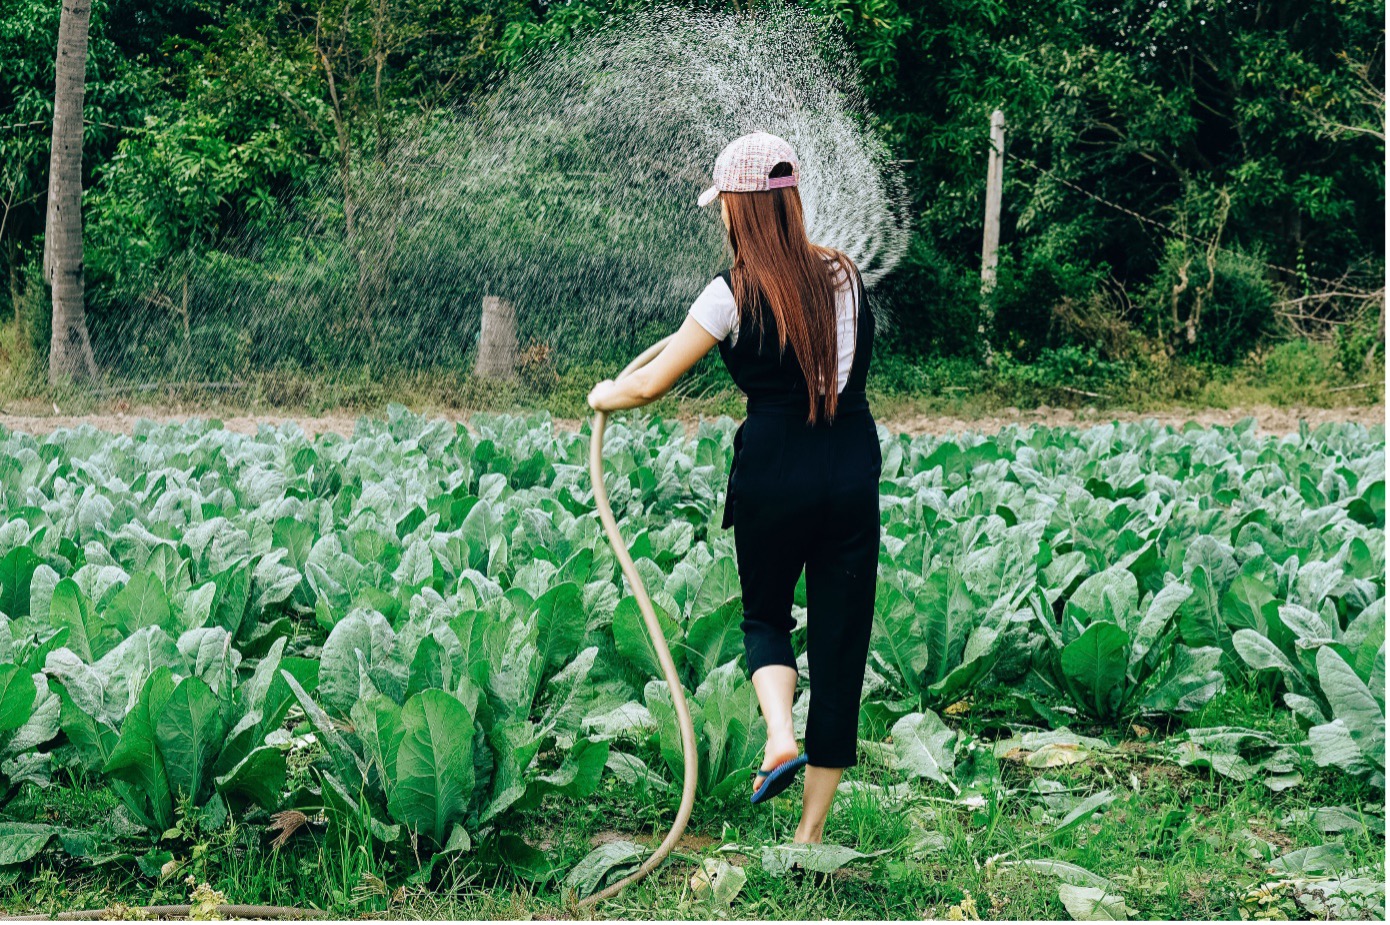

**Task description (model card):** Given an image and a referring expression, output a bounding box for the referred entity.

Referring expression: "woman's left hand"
[587,379,620,412]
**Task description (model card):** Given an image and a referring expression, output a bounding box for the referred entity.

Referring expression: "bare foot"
[752,734,800,793]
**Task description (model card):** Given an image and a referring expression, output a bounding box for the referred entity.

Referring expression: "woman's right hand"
[587,379,621,412]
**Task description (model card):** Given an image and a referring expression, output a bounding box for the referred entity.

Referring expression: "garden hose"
[2,904,329,920]
[579,335,699,908]
[11,343,694,920]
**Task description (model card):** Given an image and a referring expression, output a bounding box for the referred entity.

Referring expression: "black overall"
[716,267,881,769]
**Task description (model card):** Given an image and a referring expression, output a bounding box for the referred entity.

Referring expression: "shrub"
[873,234,982,360]
[1138,244,1276,365]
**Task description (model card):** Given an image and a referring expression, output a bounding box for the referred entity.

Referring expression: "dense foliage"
[0,410,1381,888]
[0,0,1383,381]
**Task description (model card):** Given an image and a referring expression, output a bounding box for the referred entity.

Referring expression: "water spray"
[581,335,699,907]
[96,3,909,386]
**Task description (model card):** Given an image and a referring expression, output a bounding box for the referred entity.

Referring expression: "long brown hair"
[722,164,858,424]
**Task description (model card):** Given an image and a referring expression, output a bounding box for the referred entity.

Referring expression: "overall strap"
[840,263,873,396]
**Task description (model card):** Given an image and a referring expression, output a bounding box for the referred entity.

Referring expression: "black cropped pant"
[727,405,882,769]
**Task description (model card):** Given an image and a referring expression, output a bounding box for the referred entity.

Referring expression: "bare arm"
[586,316,720,412]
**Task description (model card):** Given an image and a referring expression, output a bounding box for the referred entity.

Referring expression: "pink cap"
[698,131,800,207]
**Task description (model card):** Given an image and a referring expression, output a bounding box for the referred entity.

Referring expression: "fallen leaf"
[758,842,889,876]
[1058,883,1128,920]
[564,840,646,899]
[690,857,746,907]
[1027,742,1091,768]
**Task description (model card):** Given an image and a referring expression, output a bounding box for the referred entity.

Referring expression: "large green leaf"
[537,647,598,743]
[645,679,704,795]
[691,557,740,619]
[352,694,405,793]
[612,596,683,680]
[107,572,174,638]
[53,680,118,771]
[319,609,408,716]
[564,840,646,899]
[459,500,499,573]
[214,745,286,810]
[685,602,743,684]
[1129,582,1192,668]
[388,690,476,847]
[698,661,763,796]
[1060,622,1130,719]
[477,720,542,824]
[154,676,227,805]
[0,822,56,866]
[1221,574,1278,636]
[891,710,956,787]
[533,582,585,674]
[281,669,368,788]
[918,571,976,685]
[927,625,999,702]
[0,547,40,621]
[1232,629,1308,697]
[1141,646,1224,714]
[1177,566,1227,652]
[869,580,928,695]
[519,736,610,807]
[103,668,177,832]
[49,578,117,663]
[209,559,254,637]
[1064,566,1138,633]
[1346,479,1385,529]
[1315,646,1385,773]
[0,666,35,734]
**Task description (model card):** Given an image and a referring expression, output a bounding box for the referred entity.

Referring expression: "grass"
[1,677,1382,920]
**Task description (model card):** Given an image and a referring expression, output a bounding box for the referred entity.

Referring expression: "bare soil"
[880,402,1385,435]
[0,402,1382,438]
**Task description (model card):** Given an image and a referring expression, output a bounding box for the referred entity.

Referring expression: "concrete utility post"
[475,294,518,380]
[979,109,1006,366]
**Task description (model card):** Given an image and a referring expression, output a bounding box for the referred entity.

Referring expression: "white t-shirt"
[687,267,861,393]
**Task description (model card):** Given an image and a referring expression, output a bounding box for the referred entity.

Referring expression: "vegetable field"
[0,409,1383,919]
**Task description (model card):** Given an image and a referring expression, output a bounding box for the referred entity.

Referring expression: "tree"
[43,0,97,384]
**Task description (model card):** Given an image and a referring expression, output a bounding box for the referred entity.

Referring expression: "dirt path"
[0,402,1382,438]
[881,402,1385,435]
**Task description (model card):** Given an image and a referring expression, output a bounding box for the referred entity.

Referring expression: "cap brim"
[697,186,720,208]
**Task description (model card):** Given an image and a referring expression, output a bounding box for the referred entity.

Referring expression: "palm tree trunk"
[44,0,98,386]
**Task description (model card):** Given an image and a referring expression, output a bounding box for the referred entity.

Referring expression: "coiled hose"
[578,335,699,909]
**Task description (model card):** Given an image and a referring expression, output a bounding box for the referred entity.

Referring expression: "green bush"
[868,352,986,399]
[1334,309,1384,377]
[1257,340,1334,391]
[991,345,1129,400]
[1136,245,1276,365]
[872,234,981,360]
[988,247,1109,361]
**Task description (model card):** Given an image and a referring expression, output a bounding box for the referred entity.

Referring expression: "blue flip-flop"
[749,754,808,804]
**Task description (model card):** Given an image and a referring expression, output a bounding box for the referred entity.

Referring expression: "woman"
[586,131,880,847]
